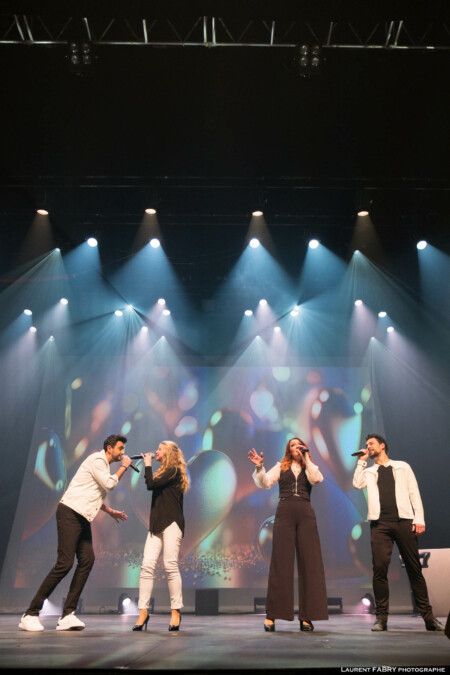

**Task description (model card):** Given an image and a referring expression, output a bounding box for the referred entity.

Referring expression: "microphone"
[128,463,140,473]
[129,453,155,460]
[351,450,366,457]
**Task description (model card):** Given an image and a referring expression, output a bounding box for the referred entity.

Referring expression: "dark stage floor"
[1,614,449,673]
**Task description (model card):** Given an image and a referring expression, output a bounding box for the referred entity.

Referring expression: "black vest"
[278,467,312,501]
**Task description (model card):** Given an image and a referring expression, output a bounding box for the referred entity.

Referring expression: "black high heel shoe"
[264,620,275,632]
[168,610,182,632]
[132,614,149,631]
[300,620,314,632]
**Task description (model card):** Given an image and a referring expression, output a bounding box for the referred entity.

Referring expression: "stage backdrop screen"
[1,361,376,596]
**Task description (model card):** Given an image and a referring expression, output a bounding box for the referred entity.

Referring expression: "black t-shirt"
[377,465,399,521]
[145,466,185,536]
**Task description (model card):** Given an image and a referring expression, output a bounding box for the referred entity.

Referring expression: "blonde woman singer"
[133,441,189,632]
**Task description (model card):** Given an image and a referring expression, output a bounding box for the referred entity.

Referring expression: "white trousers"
[138,521,183,610]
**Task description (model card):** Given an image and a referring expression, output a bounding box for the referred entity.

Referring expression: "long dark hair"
[280,437,306,472]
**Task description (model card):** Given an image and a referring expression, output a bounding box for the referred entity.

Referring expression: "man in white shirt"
[353,433,444,633]
[18,435,132,632]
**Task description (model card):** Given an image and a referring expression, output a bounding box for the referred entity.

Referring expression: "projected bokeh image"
[5,360,375,593]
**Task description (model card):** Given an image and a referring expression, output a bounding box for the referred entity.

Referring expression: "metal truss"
[1,15,449,49]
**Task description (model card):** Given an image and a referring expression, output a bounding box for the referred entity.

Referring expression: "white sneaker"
[56,612,85,631]
[18,613,44,632]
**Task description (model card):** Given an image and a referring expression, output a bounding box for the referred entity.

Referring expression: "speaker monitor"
[195,589,219,615]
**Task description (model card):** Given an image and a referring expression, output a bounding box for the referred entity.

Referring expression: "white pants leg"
[138,522,183,611]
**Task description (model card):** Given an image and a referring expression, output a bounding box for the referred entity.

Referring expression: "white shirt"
[253,461,323,489]
[352,459,425,525]
[60,450,119,522]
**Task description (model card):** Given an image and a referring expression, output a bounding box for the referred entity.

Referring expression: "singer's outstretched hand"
[248,448,264,467]
[141,452,155,467]
[109,509,128,523]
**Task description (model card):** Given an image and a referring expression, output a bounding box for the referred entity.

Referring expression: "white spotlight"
[114,310,123,317]
[274,326,281,333]
[126,304,133,311]
[249,238,260,248]
[145,208,157,215]
[252,210,263,217]
[354,250,360,254]
[378,311,387,318]
[259,299,268,306]
[141,326,149,333]
[357,210,369,217]
[87,237,98,247]
[354,299,363,307]
[37,208,48,215]
[157,298,166,305]
[59,298,68,305]
[417,240,427,250]
[244,310,253,317]
[150,238,160,248]
[162,309,171,316]
[55,248,60,252]
[308,239,319,249]
[290,306,299,316]
[387,326,394,333]
[24,309,32,316]
[30,326,37,333]
[49,336,54,341]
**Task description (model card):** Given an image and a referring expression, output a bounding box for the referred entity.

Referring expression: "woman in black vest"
[133,441,189,632]
[249,437,328,631]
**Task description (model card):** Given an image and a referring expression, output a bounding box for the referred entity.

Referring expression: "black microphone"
[129,453,155,460]
[351,450,366,457]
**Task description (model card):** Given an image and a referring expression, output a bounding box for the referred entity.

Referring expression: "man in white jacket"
[353,433,444,632]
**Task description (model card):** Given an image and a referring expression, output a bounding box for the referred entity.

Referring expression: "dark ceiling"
[1,1,449,277]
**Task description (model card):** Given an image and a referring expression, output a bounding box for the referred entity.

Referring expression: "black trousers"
[370,519,433,621]
[266,497,328,621]
[26,503,95,617]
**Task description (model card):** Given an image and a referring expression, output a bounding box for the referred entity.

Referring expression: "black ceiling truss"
[1,15,450,49]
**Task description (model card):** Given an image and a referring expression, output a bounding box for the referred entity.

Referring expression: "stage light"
[249,238,260,248]
[59,298,68,305]
[354,299,363,307]
[252,210,263,217]
[162,309,171,316]
[141,326,148,333]
[150,238,160,248]
[308,239,319,249]
[244,310,253,316]
[30,326,37,333]
[158,298,166,305]
[417,240,427,250]
[49,336,54,341]
[145,208,157,215]
[87,237,98,247]
[37,208,48,215]
[290,307,299,316]
[259,299,268,306]
[118,593,131,614]
[274,326,281,333]
[24,309,32,316]
[361,593,375,613]
[357,209,369,217]
[126,304,133,311]
[378,311,387,318]
[387,326,394,333]
[114,310,123,317]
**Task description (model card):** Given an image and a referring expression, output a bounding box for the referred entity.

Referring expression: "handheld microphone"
[351,450,366,457]
[129,453,155,460]
[128,463,140,473]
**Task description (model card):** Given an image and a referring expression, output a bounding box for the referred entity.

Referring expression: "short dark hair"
[366,433,388,454]
[103,435,127,451]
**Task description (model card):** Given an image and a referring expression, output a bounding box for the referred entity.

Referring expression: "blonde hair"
[154,441,189,493]
[280,437,306,472]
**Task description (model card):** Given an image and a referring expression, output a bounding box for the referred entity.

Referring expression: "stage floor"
[0,613,448,673]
